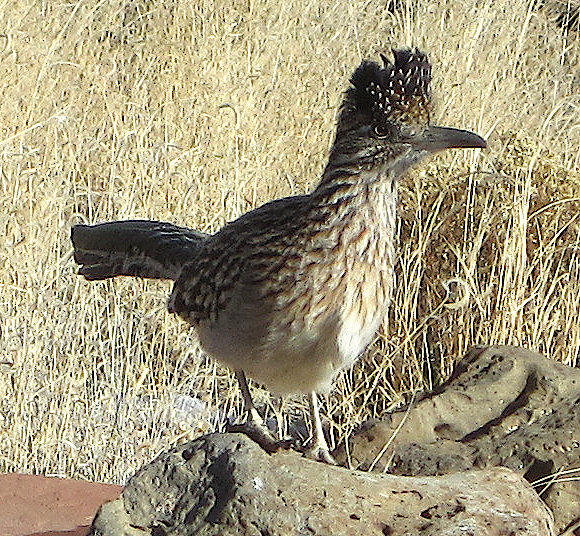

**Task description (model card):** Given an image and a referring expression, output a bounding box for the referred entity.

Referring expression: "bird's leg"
[235,369,267,430]
[226,369,293,453]
[304,392,337,465]
[274,395,286,441]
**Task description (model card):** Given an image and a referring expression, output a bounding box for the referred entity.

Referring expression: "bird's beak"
[411,126,487,153]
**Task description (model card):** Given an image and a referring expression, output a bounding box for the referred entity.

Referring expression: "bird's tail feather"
[71,220,207,281]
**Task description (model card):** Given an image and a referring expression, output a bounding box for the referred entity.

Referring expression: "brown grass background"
[0,0,579,483]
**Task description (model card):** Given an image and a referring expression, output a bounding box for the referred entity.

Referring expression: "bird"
[71,48,486,464]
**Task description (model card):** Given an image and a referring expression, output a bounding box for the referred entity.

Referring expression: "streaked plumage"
[72,48,486,463]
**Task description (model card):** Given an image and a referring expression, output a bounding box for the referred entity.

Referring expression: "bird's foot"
[303,444,338,465]
[226,420,295,453]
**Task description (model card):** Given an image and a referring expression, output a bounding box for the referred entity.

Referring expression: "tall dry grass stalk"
[0,0,578,482]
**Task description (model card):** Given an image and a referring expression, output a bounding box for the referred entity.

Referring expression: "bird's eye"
[373,124,389,138]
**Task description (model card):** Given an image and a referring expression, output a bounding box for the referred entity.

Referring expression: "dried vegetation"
[0,0,578,482]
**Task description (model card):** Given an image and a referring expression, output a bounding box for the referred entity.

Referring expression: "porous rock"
[90,432,552,536]
[336,345,579,532]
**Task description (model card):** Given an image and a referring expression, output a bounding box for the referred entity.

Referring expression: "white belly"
[196,269,389,395]
[199,315,381,394]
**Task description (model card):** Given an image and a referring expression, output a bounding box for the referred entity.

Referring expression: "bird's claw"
[303,444,338,465]
[227,420,295,453]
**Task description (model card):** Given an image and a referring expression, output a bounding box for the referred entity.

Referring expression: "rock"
[90,432,553,536]
[335,345,579,533]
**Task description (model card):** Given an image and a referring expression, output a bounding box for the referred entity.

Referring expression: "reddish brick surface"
[0,473,123,536]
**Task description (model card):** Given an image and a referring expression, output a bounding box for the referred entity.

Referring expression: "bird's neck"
[309,164,398,269]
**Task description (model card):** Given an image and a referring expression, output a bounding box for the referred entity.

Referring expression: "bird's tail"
[71,220,208,281]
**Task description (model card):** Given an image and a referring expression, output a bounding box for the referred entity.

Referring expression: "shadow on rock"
[90,432,551,536]
[335,345,579,533]
[87,346,569,536]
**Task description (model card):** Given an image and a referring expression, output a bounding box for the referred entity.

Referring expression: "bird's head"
[327,48,486,177]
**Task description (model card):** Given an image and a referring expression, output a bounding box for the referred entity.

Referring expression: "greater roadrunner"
[71,48,486,464]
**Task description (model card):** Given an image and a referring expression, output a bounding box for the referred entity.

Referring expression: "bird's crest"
[348,48,432,126]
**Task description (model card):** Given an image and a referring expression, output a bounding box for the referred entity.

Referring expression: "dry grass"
[0,0,579,483]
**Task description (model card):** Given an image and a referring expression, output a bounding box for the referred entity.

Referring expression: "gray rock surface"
[335,345,579,533]
[90,432,553,536]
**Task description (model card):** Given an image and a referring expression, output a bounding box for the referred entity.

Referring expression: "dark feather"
[71,220,207,281]
[348,47,432,125]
